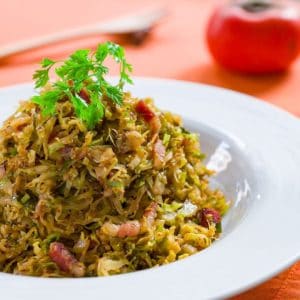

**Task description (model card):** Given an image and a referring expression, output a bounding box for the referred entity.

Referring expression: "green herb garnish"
[32,42,133,129]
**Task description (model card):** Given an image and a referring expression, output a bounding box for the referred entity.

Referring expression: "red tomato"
[206,0,300,73]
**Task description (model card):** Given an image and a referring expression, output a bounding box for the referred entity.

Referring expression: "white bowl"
[0,78,299,300]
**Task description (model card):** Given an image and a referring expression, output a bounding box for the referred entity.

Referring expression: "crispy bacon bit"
[150,116,161,138]
[135,100,155,122]
[117,221,141,238]
[49,242,85,277]
[78,89,90,104]
[153,139,165,169]
[135,100,161,139]
[34,199,47,218]
[101,221,141,238]
[198,208,221,228]
[143,202,158,228]
[101,203,157,238]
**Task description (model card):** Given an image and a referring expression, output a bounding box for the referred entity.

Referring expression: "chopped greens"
[20,193,30,204]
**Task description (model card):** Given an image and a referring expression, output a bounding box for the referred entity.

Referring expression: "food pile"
[0,42,228,277]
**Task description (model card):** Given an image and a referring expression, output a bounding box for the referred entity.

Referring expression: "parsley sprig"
[32,42,133,129]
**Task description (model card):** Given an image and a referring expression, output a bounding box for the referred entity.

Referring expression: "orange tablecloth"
[0,0,299,298]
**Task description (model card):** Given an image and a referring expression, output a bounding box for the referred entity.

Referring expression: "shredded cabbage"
[0,93,228,277]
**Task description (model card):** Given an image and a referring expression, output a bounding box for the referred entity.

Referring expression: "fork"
[0,7,166,60]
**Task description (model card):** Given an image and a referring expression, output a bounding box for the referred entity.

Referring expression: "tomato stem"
[240,0,273,13]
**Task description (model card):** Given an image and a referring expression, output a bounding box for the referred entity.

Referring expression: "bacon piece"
[153,139,165,169]
[135,100,161,140]
[150,116,161,142]
[101,221,141,238]
[135,100,155,122]
[49,242,85,277]
[117,221,141,238]
[101,203,158,238]
[143,202,158,228]
[198,208,221,228]
[34,199,47,219]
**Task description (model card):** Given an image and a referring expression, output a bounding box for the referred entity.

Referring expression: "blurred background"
[0,1,300,298]
[1,0,300,117]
